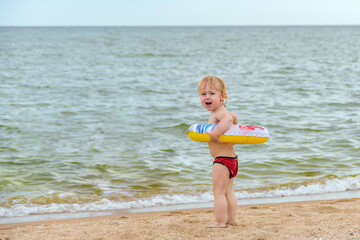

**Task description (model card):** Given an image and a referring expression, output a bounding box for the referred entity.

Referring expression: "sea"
[1,26,359,222]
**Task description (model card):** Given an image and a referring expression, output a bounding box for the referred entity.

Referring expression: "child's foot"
[227,222,238,226]
[207,222,227,228]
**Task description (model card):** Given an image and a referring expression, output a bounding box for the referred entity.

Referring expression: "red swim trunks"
[213,156,238,178]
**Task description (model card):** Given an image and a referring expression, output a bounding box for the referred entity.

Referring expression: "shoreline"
[1,190,360,225]
[1,197,360,239]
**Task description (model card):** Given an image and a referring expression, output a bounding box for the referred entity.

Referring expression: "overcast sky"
[1,0,360,26]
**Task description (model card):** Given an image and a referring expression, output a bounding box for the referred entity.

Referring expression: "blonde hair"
[198,76,228,106]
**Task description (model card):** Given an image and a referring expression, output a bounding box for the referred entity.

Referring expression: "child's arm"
[232,112,238,125]
[207,112,233,143]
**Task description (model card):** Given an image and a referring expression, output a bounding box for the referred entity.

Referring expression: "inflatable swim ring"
[187,124,270,144]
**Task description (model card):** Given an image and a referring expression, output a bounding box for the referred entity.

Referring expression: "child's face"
[199,83,225,111]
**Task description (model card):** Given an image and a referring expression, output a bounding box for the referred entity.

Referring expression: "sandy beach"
[1,198,360,240]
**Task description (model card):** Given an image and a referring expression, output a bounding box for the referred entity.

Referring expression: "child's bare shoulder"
[210,107,235,124]
[211,107,228,121]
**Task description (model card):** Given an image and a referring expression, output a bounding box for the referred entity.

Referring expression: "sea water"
[0,26,359,218]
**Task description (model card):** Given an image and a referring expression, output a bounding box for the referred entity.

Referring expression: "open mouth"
[205,101,212,107]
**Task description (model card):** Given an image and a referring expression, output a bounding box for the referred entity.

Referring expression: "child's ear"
[221,92,227,101]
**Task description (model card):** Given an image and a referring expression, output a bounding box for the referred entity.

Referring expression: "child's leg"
[208,163,230,228]
[225,178,237,224]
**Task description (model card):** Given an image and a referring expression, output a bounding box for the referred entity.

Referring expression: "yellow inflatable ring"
[187,124,270,144]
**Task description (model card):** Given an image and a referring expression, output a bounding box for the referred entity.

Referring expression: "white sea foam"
[1,175,360,218]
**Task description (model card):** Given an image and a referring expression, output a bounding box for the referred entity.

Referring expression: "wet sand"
[1,198,360,240]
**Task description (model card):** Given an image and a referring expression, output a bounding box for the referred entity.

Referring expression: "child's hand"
[207,130,223,144]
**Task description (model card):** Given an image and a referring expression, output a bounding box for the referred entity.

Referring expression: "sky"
[1,0,360,26]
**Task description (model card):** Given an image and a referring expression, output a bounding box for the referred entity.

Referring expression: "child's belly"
[208,142,236,158]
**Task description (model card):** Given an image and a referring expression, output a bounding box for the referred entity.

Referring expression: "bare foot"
[227,222,238,226]
[207,222,227,228]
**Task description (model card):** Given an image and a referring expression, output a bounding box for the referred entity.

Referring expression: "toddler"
[198,76,238,228]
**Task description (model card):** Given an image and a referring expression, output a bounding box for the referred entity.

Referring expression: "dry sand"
[1,198,360,240]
